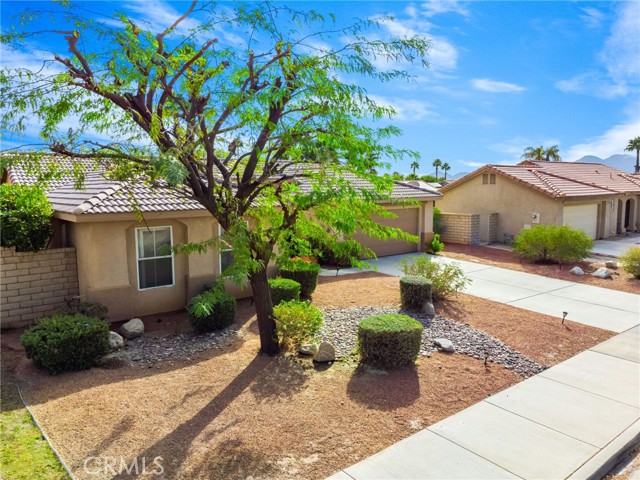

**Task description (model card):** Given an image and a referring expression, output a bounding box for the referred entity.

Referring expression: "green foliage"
[432,206,446,235]
[512,225,593,264]
[187,287,236,333]
[56,300,108,320]
[20,314,110,374]
[400,276,433,310]
[268,278,301,305]
[0,184,53,252]
[620,247,640,278]
[357,314,423,368]
[430,233,444,254]
[273,300,323,350]
[279,260,321,298]
[401,256,470,301]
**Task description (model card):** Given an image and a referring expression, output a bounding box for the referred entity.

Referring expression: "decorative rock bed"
[320,306,546,377]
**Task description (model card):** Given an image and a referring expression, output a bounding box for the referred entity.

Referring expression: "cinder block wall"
[440,213,480,245]
[1,247,79,329]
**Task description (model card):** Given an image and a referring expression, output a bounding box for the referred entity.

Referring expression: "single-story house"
[3,156,440,321]
[437,161,640,243]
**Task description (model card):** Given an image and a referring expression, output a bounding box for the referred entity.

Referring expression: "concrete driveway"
[592,233,640,257]
[321,252,640,333]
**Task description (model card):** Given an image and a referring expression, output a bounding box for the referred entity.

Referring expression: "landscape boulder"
[313,342,336,363]
[591,267,613,279]
[605,260,618,269]
[120,318,144,339]
[569,266,584,276]
[299,343,319,356]
[422,301,435,316]
[434,338,455,353]
[95,351,131,369]
[109,331,125,350]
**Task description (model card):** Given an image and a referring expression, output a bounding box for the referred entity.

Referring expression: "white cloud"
[565,118,640,161]
[579,7,604,29]
[369,95,437,122]
[487,136,561,160]
[419,1,470,18]
[471,78,526,93]
[556,1,639,99]
[124,1,201,33]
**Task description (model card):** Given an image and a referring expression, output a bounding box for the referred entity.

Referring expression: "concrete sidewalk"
[321,253,640,332]
[329,326,639,480]
[323,253,640,480]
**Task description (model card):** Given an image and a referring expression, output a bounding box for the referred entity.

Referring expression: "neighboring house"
[3,156,440,321]
[438,161,640,243]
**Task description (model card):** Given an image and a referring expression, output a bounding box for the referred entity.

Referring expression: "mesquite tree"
[1,1,430,354]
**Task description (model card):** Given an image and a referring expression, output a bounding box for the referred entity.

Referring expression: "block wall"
[440,213,481,245]
[1,247,79,329]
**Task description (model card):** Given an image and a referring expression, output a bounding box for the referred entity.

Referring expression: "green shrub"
[279,260,321,298]
[20,314,110,374]
[268,278,301,305]
[512,225,593,264]
[187,287,236,333]
[430,233,444,254]
[401,256,470,301]
[0,184,53,252]
[620,247,640,278]
[57,300,109,320]
[433,207,446,235]
[400,276,433,310]
[273,300,323,350]
[358,314,423,368]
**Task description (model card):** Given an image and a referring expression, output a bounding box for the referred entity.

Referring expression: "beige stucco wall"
[438,174,563,242]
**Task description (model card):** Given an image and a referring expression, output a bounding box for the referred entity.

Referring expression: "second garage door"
[352,207,420,257]
[563,204,598,239]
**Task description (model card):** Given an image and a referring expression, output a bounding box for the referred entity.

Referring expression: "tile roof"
[441,161,640,199]
[5,155,439,216]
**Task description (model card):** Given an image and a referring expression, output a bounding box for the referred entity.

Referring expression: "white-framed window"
[135,226,174,290]
[218,221,249,274]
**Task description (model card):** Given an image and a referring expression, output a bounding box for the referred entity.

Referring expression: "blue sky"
[1,1,639,176]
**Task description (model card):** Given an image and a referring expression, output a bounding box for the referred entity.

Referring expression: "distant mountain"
[576,154,637,173]
[449,171,470,180]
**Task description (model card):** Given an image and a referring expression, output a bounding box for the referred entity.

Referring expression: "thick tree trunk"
[249,267,279,355]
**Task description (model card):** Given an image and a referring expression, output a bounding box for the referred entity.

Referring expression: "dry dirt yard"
[9,272,614,480]
[443,243,640,294]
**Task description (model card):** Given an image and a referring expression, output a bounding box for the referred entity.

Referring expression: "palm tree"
[442,162,451,180]
[432,158,442,180]
[544,145,561,162]
[410,161,420,176]
[521,145,561,162]
[625,136,640,174]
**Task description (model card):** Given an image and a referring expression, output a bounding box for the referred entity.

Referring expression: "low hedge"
[20,314,110,374]
[279,260,321,298]
[400,276,433,310]
[358,314,423,368]
[268,278,301,305]
[187,287,236,333]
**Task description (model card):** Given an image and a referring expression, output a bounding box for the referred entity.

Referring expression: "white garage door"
[352,207,420,257]
[563,204,598,239]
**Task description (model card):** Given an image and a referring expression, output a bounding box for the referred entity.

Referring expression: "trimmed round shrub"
[187,288,236,333]
[400,276,433,310]
[620,247,640,278]
[279,260,321,298]
[20,314,110,374]
[57,300,109,320]
[268,278,301,305]
[273,300,323,350]
[512,225,593,265]
[358,314,424,368]
[0,184,53,252]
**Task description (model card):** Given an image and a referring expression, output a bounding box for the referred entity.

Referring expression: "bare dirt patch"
[442,244,640,294]
[10,273,613,480]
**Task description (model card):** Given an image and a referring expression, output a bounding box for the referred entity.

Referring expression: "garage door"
[563,204,598,239]
[352,207,420,257]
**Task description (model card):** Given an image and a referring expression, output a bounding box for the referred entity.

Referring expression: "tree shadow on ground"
[346,363,420,410]
[248,355,309,403]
